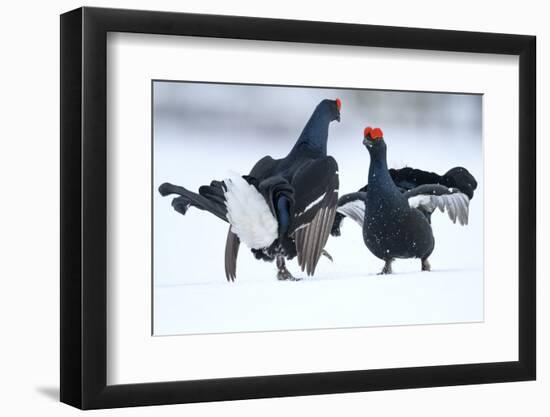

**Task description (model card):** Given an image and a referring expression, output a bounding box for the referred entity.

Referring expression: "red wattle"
[371,127,383,139]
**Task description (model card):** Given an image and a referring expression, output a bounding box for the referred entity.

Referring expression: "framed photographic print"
[60,6,536,409]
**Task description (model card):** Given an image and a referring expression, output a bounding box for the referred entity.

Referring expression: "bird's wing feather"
[290,157,339,276]
[404,184,470,225]
[388,167,442,191]
[335,192,367,228]
[224,228,240,282]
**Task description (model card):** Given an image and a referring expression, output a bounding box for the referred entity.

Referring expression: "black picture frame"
[60,6,536,410]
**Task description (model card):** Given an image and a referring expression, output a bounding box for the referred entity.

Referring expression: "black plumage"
[332,127,477,274]
[383,166,477,200]
[159,99,341,281]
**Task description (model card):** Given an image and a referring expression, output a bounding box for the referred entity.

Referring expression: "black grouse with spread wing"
[331,127,477,274]
[159,99,342,281]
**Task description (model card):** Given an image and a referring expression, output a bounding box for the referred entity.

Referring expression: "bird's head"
[316,98,341,122]
[363,126,387,158]
[363,126,384,149]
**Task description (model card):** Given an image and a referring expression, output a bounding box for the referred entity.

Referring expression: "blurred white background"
[0,1,545,416]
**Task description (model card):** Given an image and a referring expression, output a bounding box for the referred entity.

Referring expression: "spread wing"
[404,184,470,225]
[290,157,339,276]
[358,166,478,200]
[387,167,443,192]
[335,192,367,228]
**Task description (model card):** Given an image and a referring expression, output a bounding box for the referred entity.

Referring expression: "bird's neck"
[367,144,395,188]
[288,111,331,156]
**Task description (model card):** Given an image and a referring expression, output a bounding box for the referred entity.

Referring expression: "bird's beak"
[363,137,372,147]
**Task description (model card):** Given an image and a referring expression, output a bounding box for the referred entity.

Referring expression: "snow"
[155,269,482,335]
[153,83,483,336]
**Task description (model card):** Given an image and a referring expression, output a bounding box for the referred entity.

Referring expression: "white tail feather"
[224,175,278,249]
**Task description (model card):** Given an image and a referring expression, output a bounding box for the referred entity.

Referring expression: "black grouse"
[331,126,477,274]
[158,99,342,281]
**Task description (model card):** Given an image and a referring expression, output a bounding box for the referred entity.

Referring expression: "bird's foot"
[276,255,301,281]
[378,259,393,275]
[277,268,301,281]
[421,258,431,272]
[321,250,333,262]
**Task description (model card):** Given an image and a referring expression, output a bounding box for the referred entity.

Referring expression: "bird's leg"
[276,256,301,281]
[421,258,431,272]
[330,212,345,236]
[378,259,394,275]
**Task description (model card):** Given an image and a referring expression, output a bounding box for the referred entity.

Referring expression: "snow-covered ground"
[153,83,483,335]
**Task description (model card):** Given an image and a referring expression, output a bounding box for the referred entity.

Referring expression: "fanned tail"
[158,182,228,222]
